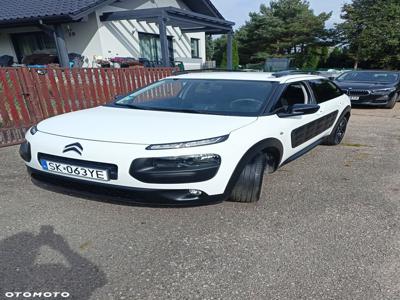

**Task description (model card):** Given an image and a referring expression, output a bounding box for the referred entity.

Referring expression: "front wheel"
[324,116,348,146]
[384,93,397,109]
[229,154,267,203]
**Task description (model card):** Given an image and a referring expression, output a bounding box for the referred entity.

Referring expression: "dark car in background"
[335,70,400,109]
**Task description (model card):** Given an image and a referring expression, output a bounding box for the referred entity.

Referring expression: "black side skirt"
[280,137,325,167]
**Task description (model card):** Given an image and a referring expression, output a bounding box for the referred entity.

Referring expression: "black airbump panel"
[291,110,339,148]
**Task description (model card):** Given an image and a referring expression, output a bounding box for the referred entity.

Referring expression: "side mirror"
[277,103,320,118]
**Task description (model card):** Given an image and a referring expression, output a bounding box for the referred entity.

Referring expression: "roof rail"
[172,68,245,75]
[271,70,321,78]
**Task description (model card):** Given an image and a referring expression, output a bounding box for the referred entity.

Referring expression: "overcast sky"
[212,0,351,29]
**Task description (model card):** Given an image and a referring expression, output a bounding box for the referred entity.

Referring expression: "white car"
[20,72,351,204]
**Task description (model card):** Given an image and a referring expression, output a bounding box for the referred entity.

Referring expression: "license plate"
[40,160,110,181]
[350,96,360,101]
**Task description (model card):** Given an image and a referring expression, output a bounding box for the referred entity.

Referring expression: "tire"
[384,93,397,109]
[230,153,267,203]
[324,116,348,146]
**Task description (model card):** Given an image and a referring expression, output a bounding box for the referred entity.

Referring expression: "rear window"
[309,80,343,103]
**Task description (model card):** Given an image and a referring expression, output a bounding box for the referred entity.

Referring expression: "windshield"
[336,71,399,83]
[115,79,276,116]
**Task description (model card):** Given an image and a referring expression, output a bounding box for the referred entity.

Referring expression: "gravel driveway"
[1,105,399,300]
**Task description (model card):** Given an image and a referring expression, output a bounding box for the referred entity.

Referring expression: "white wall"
[63,13,104,67]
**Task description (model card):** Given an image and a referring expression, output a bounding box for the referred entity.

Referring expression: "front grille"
[344,89,371,96]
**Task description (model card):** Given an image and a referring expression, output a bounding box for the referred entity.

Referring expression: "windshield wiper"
[167,108,203,114]
[114,103,153,110]
[115,103,203,114]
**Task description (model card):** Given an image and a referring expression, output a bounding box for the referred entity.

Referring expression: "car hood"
[335,81,396,90]
[37,106,257,144]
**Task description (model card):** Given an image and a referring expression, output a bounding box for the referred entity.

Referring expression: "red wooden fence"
[0,67,177,147]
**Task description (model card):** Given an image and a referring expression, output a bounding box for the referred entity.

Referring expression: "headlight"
[146,135,229,150]
[371,88,396,95]
[29,125,38,135]
[151,154,221,168]
[130,154,221,184]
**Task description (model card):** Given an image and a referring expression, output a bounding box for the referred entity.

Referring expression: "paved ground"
[1,104,399,300]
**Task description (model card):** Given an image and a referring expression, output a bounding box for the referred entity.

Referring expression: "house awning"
[100,7,234,34]
[100,7,235,68]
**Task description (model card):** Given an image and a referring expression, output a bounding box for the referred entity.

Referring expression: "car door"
[307,79,346,138]
[271,81,327,161]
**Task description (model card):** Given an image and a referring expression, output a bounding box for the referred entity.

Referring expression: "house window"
[191,38,200,58]
[139,32,174,64]
[11,32,56,63]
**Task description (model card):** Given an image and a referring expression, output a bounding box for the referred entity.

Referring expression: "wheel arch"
[342,105,351,120]
[222,138,283,199]
[334,105,351,133]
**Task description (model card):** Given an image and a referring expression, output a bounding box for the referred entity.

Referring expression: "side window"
[309,79,343,103]
[273,82,309,112]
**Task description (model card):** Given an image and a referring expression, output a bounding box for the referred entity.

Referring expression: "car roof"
[343,70,400,73]
[168,72,325,83]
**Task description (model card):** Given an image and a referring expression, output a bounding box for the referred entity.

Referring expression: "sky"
[212,0,351,29]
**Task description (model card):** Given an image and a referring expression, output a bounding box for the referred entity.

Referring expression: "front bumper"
[27,167,225,206]
[22,130,243,202]
[350,94,393,106]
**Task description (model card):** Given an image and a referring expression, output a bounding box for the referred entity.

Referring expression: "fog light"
[189,189,202,196]
[376,95,390,100]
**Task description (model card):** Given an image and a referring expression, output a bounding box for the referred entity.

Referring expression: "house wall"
[96,0,206,69]
[62,13,104,67]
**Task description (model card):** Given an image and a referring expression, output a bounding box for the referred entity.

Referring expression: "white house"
[0,0,234,69]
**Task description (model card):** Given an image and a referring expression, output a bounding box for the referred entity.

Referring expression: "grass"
[341,143,370,148]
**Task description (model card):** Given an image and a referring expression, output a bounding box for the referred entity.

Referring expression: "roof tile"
[0,0,108,22]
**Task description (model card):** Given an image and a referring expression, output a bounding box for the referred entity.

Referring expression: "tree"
[294,45,329,69]
[221,38,240,69]
[336,0,400,69]
[236,0,332,65]
[325,47,353,69]
[205,35,214,61]
[212,36,240,69]
[212,36,227,67]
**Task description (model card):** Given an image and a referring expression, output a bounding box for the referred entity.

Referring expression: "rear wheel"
[324,116,348,146]
[230,153,267,203]
[384,93,397,109]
